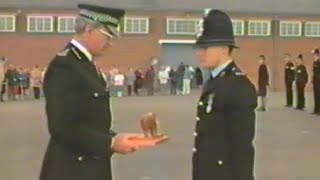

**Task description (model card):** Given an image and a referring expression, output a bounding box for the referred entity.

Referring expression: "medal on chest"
[206,93,215,113]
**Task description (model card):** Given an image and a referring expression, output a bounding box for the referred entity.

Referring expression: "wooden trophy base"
[128,134,169,147]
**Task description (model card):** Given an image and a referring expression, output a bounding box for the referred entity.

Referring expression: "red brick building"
[0,0,320,90]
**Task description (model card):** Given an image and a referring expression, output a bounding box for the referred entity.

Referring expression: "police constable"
[0,56,6,101]
[39,4,141,180]
[295,54,308,110]
[311,48,320,115]
[256,55,269,111]
[193,9,257,180]
[284,53,295,107]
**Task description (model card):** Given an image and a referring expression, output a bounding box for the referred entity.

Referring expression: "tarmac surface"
[0,91,320,180]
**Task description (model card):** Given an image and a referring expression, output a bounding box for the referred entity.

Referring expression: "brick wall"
[0,10,319,91]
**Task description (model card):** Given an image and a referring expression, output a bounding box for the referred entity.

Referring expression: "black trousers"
[296,82,306,109]
[285,80,293,106]
[170,82,177,95]
[33,87,40,99]
[0,84,5,101]
[313,82,320,113]
[146,82,154,96]
[133,81,140,95]
[258,85,267,97]
[127,85,133,96]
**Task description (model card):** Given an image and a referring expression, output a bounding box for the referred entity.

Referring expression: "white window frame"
[166,18,202,35]
[280,21,302,37]
[27,15,54,33]
[0,15,16,32]
[124,17,149,34]
[57,16,76,33]
[305,22,320,37]
[248,20,271,36]
[231,19,245,36]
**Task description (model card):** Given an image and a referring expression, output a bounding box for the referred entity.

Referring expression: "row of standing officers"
[257,49,320,114]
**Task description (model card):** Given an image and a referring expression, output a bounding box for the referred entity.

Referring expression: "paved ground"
[0,91,320,180]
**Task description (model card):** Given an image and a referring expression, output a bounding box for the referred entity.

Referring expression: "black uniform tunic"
[258,64,269,97]
[192,61,257,180]
[295,64,308,109]
[312,59,320,113]
[284,62,295,106]
[40,43,115,180]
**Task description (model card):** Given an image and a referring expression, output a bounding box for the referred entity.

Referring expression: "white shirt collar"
[70,39,93,62]
[210,59,232,78]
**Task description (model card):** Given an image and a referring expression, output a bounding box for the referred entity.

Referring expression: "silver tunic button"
[94,92,99,97]
[217,160,223,165]
[192,148,197,153]
[194,132,198,136]
[198,101,204,106]
[78,156,83,161]
[196,117,200,121]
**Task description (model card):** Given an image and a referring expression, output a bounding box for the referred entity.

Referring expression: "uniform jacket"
[284,62,295,83]
[312,59,320,84]
[193,61,257,180]
[295,64,308,85]
[39,43,115,180]
[258,64,269,87]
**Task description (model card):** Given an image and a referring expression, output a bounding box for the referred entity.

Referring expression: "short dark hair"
[297,54,303,60]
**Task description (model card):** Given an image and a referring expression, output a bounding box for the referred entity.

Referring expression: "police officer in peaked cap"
[39,4,143,180]
[295,54,308,110]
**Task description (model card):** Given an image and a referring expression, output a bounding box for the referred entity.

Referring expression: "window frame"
[279,21,302,37]
[248,20,271,36]
[231,19,245,36]
[123,17,149,34]
[57,16,77,33]
[27,15,54,33]
[0,15,16,32]
[166,18,202,35]
[304,22,320,37]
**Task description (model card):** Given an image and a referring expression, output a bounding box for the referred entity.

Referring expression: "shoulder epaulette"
[57,49,70,56]
[235,72,245,76]
[231,67,245,76]
[71,47,82,60]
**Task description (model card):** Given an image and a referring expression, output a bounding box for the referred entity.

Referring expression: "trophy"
[129,112,168,146]
[140,112,158,137]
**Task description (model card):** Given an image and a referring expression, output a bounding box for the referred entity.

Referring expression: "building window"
[248,20,271,36]
[124,17,149,34]
[280,21,302,37]
[167,19,201,35]
[58,16,76,33]
[232,20,245,36]
[0,15,15,32]
[305,22,320,37]
[27,16,54,33]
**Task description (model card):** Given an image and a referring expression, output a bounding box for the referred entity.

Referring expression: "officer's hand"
[111,133,139,155]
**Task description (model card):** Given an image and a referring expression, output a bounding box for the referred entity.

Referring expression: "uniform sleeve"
[303,66,308,84]
[265,65,269,85]
[226,77,257,179]
[316,62,320,79]
[44,59,113,156]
